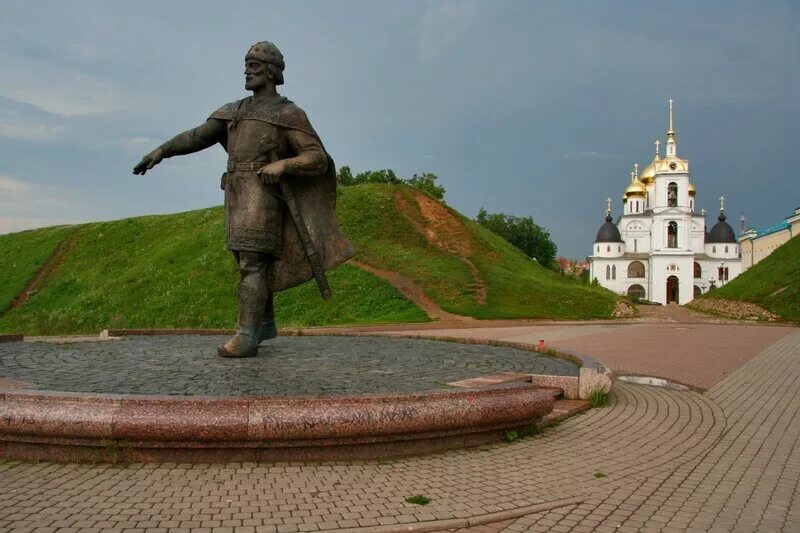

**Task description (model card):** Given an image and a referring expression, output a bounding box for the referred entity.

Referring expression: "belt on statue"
[226,161,270,172]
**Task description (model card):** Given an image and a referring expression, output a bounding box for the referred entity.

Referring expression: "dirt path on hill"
[349,259,473,321]
[394,189,488,305]
[3,229,79,315]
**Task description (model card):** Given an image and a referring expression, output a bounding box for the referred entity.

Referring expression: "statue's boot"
[257,292,277,344]
[217,322,260,358]
[218,252,269,358]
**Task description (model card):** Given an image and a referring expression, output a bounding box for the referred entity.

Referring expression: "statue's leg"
[258,292,278,344]
[218,251,271,358]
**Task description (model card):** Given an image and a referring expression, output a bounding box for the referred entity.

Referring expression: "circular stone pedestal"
[0,335,577,463]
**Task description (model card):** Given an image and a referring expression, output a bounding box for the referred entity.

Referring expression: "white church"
[588,101,741,305]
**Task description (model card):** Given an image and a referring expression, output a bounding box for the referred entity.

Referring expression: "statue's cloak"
[210,97,355,293]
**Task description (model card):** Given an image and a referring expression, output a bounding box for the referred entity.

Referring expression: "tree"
[476,208,557,267]
[335,166,446,200]
[353,168,403,185]
[406,172,445,200]
[336,165,354,186]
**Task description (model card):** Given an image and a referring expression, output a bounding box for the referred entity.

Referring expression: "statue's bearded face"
[245,59,270,91]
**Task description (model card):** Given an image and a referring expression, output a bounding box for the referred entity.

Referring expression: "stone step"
[541,399,591,426]
[540,386,564,400]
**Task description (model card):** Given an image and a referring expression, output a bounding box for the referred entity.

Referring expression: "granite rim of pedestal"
[0,333,611,463]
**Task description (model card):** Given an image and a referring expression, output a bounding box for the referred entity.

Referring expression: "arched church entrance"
[666,275,679,304]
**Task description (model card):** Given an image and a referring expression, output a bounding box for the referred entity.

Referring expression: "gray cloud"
[0,0,797,259]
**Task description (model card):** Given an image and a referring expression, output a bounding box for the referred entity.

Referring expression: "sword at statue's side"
[266,149,332,300]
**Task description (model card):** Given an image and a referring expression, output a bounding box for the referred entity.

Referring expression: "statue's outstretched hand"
[133,148,165,175]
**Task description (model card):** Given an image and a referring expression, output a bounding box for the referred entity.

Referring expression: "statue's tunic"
[210,96,355,292]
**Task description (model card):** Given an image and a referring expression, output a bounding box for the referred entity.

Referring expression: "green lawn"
[0,225,75,313]
[0,183,616,335]
[0,207,427,335]
[337,184,616,319]
[705,234,800,322]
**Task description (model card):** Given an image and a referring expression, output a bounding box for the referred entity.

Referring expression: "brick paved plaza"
[1,312,799,532]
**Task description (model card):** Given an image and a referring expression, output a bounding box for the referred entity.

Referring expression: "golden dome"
[639,156,659,185]
[688,182,696,196]
[625,179,646,197]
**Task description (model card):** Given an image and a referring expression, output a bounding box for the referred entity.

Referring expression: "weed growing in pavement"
[594,472,606,478]
[503,429,519,442]
[526,424,542,435]
[588,387,609,408]
[405,495,432,505]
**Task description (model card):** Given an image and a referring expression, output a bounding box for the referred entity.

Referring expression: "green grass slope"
[337,184,615,319]
[702,235,800,322]
[0,225,75,313]
[0,183,615,334]
[0,208,426,335]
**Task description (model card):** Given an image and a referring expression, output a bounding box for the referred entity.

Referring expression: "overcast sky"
[1,1,798,257]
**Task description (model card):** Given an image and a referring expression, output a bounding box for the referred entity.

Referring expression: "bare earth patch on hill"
[393,189,488,305]
[349,259,472,322]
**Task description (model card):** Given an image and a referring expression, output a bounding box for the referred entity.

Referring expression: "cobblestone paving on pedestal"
[0,335,577,396]
[1,328,799,532]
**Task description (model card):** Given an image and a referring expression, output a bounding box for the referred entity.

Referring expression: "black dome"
[706,212,736,243]
[595,214,623,243]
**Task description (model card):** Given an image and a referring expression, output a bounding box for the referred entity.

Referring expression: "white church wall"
[591,259,628,294]
[650,255,694,305]
[699,258,742,290]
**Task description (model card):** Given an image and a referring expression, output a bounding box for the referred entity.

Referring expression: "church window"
[725,267,729,281]
[668,182,678,207]
[694,285,702,298]
[634,239,638,252]
[725,245,729,253]
[606,265,610,280]
[618,245,621,252]
[667,221,678,248]
[612,265,617,280]
[627,284,645,299]
[712,245,717,253]
[607,245,610,252]
[628,261,645,278]
[694,262,702,278]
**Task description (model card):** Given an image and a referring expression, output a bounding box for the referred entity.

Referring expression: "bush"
[336,166,445,200]
[476,208,557,267]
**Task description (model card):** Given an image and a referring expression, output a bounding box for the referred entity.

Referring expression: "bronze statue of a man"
[133,42,354,358]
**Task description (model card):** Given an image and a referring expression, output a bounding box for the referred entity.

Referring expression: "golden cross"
[720,196,725,212]
[606,197,612,214]
[655,140,661,156]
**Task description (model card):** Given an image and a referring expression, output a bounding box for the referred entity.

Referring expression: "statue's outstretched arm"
[133,119,226,175]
